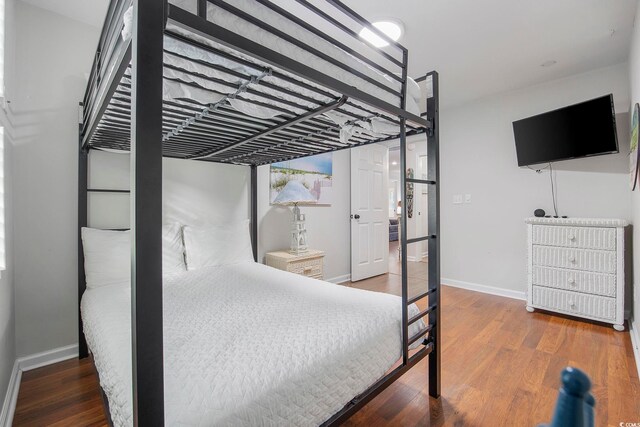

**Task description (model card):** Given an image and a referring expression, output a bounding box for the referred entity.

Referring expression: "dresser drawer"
[532,225,615,250]
[532,266,616,297]
[532,245,616,274]
[287,258,323,278]
[532,286,616,321]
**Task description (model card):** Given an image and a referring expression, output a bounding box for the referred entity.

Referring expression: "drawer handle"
[568,234,576,241]
[568,256,576,263]
[568,300,576,309]
[303,266,313,273]
[568,278,576,285]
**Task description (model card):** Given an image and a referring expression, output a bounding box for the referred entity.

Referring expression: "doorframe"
[384,135,428,262]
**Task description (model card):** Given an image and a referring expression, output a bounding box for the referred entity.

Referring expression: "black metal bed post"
[399,47,409,366]
[399,119,408,366]
[130,0,166,425]
[78,103,89,359]
[250,165,258,262]
[427,71,441,398]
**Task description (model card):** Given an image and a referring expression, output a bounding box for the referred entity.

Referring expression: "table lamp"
[273,180,316,254]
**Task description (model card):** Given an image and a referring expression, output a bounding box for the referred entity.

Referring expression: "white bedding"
[120,0,422,144]
[82,261,425,426]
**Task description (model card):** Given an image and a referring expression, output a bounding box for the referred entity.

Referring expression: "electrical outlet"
[453,194,463,204]
[464,194,472,204]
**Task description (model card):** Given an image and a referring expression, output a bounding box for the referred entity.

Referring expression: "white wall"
[0,0,18,412]
[12,2,100,356]
[88,150,251,230]
[440,62,631,294]
[628,0,640,334]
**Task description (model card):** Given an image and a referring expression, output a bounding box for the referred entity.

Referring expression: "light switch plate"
[453,194,463,204]
[464,194,472,204]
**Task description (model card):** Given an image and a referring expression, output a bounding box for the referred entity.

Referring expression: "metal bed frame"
[77,0,440,425]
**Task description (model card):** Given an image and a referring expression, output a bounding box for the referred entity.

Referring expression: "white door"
[350,144,389,281]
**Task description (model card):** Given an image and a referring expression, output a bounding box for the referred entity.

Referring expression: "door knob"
[353,214,361,219]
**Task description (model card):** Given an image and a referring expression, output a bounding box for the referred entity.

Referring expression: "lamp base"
[290,204,309,254]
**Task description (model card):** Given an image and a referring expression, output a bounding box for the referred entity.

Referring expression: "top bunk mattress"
[122,0,423,114]
[81,261,425,426]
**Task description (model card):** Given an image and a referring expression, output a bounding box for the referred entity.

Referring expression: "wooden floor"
[12,248,640,426]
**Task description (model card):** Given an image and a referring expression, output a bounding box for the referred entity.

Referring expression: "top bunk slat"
[81,0,432,165]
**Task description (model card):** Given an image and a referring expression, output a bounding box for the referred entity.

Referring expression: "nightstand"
[265,249,325,280]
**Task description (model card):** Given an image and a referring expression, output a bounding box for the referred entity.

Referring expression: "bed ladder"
[400,71,440,398]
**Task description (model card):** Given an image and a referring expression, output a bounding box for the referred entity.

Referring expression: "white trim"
[442,278,526,301]
[0,360,20,427]
[0,344,79,426]
[629,319,640,381]
[17,344,78,372]
[326,274,351,284]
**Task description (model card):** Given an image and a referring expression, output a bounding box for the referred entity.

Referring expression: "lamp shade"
[273,180,316,205]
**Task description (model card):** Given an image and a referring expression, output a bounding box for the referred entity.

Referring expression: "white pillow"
[407,76,422,102]
[81,224,187,289]
[389,74,422,102]
[406,96,420,117]
[183,220,254,270]
[81,228,130,289]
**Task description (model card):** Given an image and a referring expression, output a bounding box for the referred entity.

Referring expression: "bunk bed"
[78,0,441,425]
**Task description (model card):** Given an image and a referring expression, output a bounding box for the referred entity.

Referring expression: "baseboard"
[0,360,21,427]
[406,253,428,262]
[0,344,79,426]
[326,274,351,284]
[442,278,526,301]
[18,344,78,372]
[629,319,640,381]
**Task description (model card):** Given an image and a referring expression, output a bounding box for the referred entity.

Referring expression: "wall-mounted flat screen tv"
[513,94,618,167]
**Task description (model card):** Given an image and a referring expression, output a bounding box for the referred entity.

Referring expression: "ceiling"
[21,0,109,27]
[345,0,637,108]
[24,0,638,109]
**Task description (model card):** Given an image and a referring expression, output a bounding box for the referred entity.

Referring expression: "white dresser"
[525,217,628,331]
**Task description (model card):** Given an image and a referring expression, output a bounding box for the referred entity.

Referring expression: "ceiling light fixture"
[359,21,403,48]
[540,60,557,68]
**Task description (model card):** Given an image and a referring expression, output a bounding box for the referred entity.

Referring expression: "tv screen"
[513,94,618,167]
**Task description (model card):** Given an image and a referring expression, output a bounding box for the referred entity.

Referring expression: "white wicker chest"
[525,217,628,331]
[265,249,325,280]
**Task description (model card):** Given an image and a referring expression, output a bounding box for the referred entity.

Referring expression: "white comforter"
[82,262,424,426]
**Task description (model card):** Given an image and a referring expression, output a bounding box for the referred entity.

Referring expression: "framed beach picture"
[270,153,333,205]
